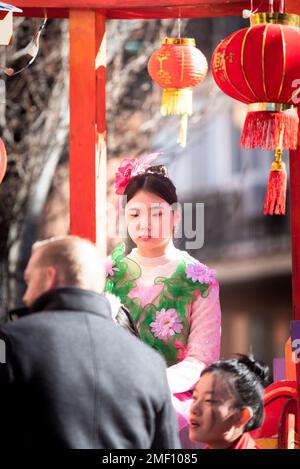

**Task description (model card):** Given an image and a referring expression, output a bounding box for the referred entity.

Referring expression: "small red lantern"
[148,37,208,147]
[211,11,300,215]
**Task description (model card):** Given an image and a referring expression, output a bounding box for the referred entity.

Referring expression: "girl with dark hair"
[189,355,269,449]
[105,154,221,444]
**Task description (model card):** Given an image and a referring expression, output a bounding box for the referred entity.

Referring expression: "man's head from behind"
[23,235,104,307]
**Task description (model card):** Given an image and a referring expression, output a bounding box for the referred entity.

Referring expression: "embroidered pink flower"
[115,153,160,195]
[185,261,216,284]
[150,308,183,341]
[105,257,119,277]
[174,339,188,361]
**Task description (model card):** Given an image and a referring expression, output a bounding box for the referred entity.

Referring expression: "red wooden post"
[289,106,300,436]
[95,11,107,256]
[69,9,107,256]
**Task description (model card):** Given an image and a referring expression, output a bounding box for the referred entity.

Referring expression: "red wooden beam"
[69,9,106,253]
[10,0,248,8]
[95,4,247,20]
[15,7,243,19]
[14,0,300,18]
[15,8,68,18]
[14,2,248,19]
[13,0,300,11]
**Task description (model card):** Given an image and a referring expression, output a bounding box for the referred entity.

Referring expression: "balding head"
[23,235,105,307]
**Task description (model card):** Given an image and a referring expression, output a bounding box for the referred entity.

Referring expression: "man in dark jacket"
[0,236,180,449]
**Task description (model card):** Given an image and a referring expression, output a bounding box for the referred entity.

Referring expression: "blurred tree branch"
[0,18,69,310]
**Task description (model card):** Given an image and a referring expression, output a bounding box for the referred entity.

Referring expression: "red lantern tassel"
[241,110,299,150]
[263,148,287,215]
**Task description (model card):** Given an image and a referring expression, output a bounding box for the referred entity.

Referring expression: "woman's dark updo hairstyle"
[201,354,270,432]
[123,165,178,208]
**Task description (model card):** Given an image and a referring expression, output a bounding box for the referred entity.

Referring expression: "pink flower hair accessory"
[115,153,161,195]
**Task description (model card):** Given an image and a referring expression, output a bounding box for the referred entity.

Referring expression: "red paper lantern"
[148,38,208,146]
[211,12,300,151]
[212,12,300,215]
[0,137,7,185]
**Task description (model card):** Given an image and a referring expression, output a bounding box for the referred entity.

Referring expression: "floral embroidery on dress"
[185,261,216,285]
[105,242,217,366]
[150,308,183,341]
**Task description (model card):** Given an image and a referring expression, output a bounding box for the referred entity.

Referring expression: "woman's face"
[125,190,177,253]
[189,372,244,448]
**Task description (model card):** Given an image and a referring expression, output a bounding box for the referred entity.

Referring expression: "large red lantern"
[212,11,300,215]
[148,38,208,147]
[212,12,300,151]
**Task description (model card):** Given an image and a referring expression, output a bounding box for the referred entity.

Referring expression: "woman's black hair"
[201,354,270,432]
[123,165,178,207]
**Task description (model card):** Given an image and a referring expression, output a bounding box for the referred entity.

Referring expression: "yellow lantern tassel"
[161,88,192,147]
[178,114,188,147]
[161,88,193,115]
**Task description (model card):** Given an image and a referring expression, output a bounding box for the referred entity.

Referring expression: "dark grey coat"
[0,287,180,449]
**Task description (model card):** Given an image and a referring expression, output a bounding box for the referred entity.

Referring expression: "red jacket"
[205,432,261,450]
[229,432,261,449]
